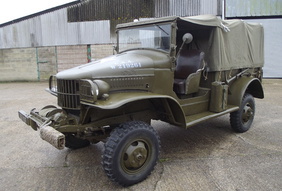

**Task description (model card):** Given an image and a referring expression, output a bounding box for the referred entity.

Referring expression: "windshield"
[118,23,171,53]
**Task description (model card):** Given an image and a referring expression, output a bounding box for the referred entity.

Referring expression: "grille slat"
[57,79,80,109]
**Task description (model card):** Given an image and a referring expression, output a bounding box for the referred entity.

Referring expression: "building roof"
[0,1,80,28]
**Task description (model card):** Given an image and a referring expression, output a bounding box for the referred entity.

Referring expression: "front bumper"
[18,109,65,150]
[18,109,46,130]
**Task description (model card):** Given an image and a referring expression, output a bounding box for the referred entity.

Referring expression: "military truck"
[18,15,264,186]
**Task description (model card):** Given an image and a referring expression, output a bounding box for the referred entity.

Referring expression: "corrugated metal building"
[0,0,281,80]
[0,6,111,49]
[0,0,221,49]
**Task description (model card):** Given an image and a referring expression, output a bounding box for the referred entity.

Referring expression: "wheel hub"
[242,104,253,123]
[124,141,148,169]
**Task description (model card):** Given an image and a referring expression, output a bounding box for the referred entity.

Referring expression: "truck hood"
[56,50,171,80]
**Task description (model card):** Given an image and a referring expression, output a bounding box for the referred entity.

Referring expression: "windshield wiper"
[155,24,169,35]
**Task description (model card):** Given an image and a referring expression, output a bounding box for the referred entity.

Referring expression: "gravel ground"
[0,79,281,191]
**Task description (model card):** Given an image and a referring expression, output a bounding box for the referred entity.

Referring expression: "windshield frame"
[117,22,173,54]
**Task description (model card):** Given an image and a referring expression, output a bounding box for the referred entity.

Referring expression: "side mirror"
[175,33,194,59]
[182,33,193,44]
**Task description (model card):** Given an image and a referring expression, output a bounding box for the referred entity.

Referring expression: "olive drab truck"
[18,15,264,186]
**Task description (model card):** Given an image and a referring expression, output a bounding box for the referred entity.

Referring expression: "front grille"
[57,79,80,109]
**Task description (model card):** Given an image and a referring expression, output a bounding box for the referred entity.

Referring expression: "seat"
[173,49,205,95]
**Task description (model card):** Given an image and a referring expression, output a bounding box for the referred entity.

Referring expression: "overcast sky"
[0,0,76,24]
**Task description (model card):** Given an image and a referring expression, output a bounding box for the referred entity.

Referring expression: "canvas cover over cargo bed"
[175,15,264,71]
[184,15,264,72]
[117,15,264,72]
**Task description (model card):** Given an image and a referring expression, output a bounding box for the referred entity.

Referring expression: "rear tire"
[230,93,255,133]
[102,121,160,187]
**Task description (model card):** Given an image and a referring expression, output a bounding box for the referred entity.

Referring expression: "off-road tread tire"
[102,121,160,187]
[65,134,90,149]
[230,93,255,133]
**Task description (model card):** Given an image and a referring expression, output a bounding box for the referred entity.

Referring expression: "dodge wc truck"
[18,15,264,186]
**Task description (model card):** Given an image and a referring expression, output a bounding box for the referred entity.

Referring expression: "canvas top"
[117,15,264,71]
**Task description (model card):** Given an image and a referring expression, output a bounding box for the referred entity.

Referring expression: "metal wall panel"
[155,0,220,17]
[154,0,170,18]
[169,0,201,16]
[0,9,111,49]
[67,0,154,22]
[244,18,282,78]
[200,0,221,15]
[226,0,282,17]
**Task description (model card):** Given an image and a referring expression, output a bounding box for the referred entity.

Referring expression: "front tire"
[102,121,160,187]
[230,93,255,133]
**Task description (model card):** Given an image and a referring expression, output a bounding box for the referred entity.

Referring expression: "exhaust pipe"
[40,125,65,150]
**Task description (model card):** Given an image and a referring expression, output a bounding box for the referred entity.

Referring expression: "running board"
[185,105,239,128]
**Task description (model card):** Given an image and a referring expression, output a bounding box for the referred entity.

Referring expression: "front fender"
[82,92,173,109]
[81,92,186,127]
[228,76,264,106]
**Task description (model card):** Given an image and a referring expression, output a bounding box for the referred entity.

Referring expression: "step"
[185,105,239,128]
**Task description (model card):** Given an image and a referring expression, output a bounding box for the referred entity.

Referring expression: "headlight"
[80,80,98,103]
[80,79,110,103]
[93,80,110,99]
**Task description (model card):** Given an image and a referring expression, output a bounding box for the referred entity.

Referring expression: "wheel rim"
[121,139,151,174]
[242,103,254,124]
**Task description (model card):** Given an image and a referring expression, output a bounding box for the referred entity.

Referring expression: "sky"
[0,0,76,24]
